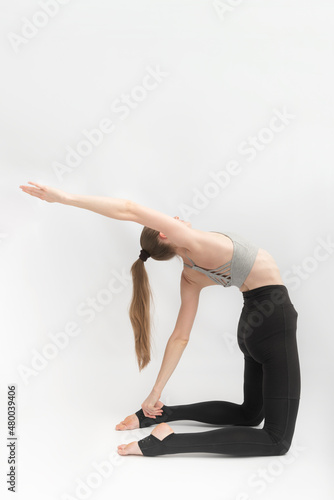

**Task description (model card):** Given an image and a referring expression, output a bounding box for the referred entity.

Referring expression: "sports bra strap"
[184,250,232,270]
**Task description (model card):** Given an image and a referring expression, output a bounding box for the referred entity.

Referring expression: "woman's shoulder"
[183,229,234,269]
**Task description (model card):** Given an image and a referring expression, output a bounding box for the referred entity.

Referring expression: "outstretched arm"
[19,181,198,250]
[19,182,131,221]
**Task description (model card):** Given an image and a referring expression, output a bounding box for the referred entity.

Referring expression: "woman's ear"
[159,232,167,239]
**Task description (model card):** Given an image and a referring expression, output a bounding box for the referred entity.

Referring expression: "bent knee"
[240,405,264,426]
[263,428,295,455]
[274,438,294,455]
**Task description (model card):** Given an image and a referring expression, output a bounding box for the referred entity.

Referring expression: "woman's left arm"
[19,182,132,221]
[20,182,196,250]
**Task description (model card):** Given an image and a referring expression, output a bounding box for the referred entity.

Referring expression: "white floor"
[1,397,332,500]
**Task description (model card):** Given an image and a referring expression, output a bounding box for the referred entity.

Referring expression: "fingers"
[142,408,163,418]
[20,186,43,199]
[19,182,45,193]
[148,408,163,415]
[143,410,161,418]
[28,181,45,189]
[142,410,154,418]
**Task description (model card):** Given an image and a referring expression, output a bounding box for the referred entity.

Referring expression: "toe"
[116,422,127,430]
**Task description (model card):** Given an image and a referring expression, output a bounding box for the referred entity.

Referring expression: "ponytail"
[128,225,178,370]
[129,257,153,371]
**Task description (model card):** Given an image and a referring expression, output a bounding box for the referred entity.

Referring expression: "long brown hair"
[129,226,179,371]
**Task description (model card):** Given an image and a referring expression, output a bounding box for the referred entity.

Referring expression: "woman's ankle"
[136,405,173,428]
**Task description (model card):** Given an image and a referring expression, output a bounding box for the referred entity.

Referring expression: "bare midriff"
[182,230,284,292]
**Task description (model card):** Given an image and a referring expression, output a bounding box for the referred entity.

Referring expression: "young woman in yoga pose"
[19,181,301,457]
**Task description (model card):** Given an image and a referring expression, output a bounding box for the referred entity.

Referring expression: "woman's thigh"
[238,296,301,400]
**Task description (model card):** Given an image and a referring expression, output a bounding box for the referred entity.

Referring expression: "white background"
[0,0,333,499]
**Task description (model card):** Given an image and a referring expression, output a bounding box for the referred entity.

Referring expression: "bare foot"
[117,423,174,456]
[115,401,164,431]
[115,413,140,431]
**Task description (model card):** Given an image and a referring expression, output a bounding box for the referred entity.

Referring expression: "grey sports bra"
[184,231,259,288]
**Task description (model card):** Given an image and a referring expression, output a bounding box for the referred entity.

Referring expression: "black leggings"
[136,284,301,457]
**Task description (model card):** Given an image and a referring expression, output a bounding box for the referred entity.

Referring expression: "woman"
[19,181,301,457]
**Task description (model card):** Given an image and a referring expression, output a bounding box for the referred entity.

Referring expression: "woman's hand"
[141,389,164,419]
[19,181,67,204]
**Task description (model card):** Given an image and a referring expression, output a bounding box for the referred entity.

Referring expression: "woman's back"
[181,230,283,292]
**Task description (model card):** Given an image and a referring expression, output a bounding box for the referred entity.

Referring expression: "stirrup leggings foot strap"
[138,432,176,456]
[135,406,171,428]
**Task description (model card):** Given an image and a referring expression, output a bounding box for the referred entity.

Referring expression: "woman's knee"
[264,438,293,456]
[239,404,264,426]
